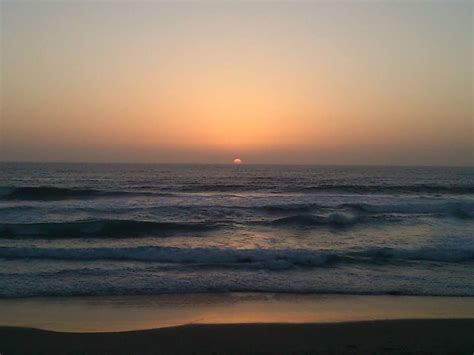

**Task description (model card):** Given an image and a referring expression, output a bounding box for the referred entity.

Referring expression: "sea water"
[0,163,473,298]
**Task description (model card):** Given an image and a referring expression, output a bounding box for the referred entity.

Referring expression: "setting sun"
[233,158,242,165]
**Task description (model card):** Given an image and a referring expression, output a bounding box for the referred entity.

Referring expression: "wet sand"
[2,294,474,332]
[1,319,473,354]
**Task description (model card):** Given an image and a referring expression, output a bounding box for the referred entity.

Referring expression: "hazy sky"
[1,0,472,165]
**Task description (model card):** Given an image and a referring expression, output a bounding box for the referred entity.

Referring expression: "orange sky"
[1,1,472,165]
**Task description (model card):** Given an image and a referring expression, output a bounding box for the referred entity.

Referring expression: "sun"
[233,158,242,165]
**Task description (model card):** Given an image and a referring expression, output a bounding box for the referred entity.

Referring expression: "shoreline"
[1,319,473,354]
[1,293,474,332]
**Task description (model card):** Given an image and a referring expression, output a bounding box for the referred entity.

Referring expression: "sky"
[1,0,472,165]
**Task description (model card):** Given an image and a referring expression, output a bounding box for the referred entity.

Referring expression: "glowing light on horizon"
[233,158,242,165]
[1,1,471,165]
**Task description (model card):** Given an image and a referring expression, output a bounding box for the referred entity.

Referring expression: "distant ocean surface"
[0,163,473,298]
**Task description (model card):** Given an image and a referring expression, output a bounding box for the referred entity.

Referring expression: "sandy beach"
[1,295,473,354]
[1,319,473,354]
[1,294,474,332]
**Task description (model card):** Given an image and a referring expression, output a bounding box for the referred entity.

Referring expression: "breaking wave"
[259,201,473,219]
[341,201,474,219]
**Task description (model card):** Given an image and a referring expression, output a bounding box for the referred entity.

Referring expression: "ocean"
[0,163,473,298]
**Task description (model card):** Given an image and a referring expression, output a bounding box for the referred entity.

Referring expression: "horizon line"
[1,160,473,169]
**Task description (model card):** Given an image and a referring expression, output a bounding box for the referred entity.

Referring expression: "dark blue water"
[0,163,473,298]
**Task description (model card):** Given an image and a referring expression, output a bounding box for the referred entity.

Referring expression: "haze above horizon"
[1,0,472,166]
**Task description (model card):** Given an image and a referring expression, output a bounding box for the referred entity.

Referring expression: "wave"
[270,213,362,228]
[297,184,474,195]
[260,203,324,214]
[0,186,174,201]
[0,246,331,267]
[1,199,471,220]
[0,219,220,238]
[259,201,473,219]
[0,205,36,212]
[170,184,474,195]
[1,245,471,265]
[340,201,474,219]
[353,247,474,263]
[1,184,472,202]
[1,286,472,298]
